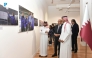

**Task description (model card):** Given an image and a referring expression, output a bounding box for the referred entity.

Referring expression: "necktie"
[57,25,60,32]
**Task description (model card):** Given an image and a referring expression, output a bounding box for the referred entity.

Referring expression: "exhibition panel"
[0,4,18,25]
[39,20,43,26]
[19,5,34,32]
[34,18,38,26]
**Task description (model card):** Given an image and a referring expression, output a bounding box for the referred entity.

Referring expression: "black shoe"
[74,51,77,53]
[72,49,74,51]
[39,55,42,57]
[52,54,57,57]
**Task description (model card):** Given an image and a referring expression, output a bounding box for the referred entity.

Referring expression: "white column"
[45,12,48,21]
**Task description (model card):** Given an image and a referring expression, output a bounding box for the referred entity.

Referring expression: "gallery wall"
[0,0,48,58]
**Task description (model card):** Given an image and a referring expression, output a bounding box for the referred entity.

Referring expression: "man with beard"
[59,16,72,58]
[39,21,49,57]
[71,19,79,53]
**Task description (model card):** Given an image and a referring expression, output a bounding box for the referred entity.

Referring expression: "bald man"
[52,19,63,57]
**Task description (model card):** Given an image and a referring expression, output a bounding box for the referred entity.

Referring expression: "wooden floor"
[34,38,92,58]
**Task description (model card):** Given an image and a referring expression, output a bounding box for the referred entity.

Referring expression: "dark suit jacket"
[72,23,79,36]
[53,24,63,39]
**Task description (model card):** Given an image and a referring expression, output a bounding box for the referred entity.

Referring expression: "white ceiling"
[46,0,80,6]
[46,0,80,12]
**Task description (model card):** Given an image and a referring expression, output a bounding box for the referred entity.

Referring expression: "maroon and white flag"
[80,4,92,50]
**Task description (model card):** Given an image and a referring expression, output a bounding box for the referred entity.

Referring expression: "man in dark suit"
[71,19,79,53]
[52,19,63,57]
[52,24,55,41]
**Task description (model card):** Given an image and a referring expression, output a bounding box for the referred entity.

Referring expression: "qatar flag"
[80,4,92,50]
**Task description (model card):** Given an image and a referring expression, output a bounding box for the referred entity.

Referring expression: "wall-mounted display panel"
[34,18,38,26]
[39,20,43,26]
[19,5,34,32]
[0,4,18,25]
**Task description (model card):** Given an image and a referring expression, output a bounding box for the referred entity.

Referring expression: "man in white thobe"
[39,21,49,57]
[59,16,72,58]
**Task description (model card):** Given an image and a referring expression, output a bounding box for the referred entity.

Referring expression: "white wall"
[48,6,80,28]
[0,0,48,58]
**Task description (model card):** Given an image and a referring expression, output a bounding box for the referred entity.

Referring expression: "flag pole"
[85,3,88,58]
[85,43,87,58]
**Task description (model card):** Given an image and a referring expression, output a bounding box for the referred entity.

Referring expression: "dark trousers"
[72,35,78,51]
[28,23,31,30]
[21,26,25,32]
[49,35,55,44]
[52,35,55,41]
[49,35,52,44]
[54,38,60,55]
[25,25,28,31]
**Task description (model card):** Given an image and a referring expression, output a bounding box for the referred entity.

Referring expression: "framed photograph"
[19,5,34,32]
[34,18,38,26]
[39,20,43,26]
[0,4,18,25]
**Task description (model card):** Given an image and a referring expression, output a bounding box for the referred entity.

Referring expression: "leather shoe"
[52,54,57,57]
[72,49,74,51]
[74,51,77,53]
[39,55,42,57]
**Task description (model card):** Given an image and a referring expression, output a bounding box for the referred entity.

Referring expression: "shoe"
[39,55,42,57]
[52,54,57,57]
[74,51,77,53]
[45,55,47,57]
[72,49,74,51]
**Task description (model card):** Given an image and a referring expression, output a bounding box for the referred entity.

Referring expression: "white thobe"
[59,22,72,58]
[40,26,49,56]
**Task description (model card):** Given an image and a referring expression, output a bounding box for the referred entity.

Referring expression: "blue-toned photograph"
[34,18,38,26]
[0,4,18,25]
[19,5,34,32]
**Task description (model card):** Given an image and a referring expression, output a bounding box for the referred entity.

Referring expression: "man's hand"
[45,31,48,33]
[54,33,60,37]
[57,34,60,36]
[58,40,64,43]
[54,33,58,36]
